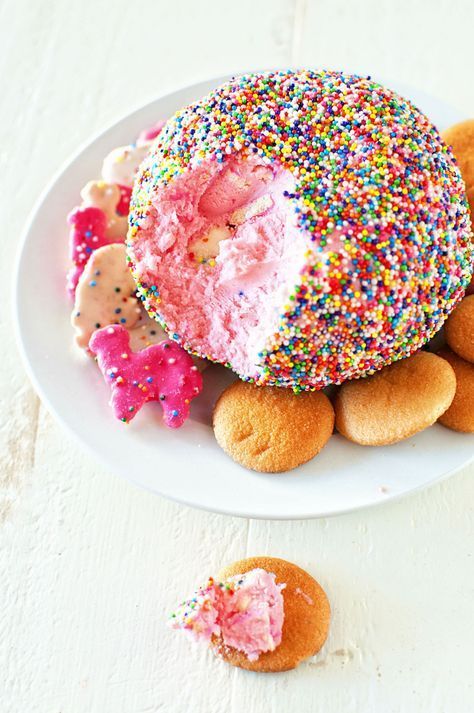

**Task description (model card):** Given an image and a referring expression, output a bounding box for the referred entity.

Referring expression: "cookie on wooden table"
[334,352,456,446]
[444,295,474,363]
[213,380,334,473]
[169,556,330,673]
[214,557,330,672]
[437,348,474,433]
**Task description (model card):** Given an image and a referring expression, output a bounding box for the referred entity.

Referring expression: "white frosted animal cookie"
[101,142,152,188]
[128,311,168,351]
[80,180,128,241]
[72,244,140,349]
[129,313,208,370]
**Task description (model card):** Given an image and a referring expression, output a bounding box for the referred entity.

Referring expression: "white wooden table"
[2,1,473,711]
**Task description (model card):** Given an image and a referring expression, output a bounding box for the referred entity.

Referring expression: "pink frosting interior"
[170,568,285,661]
[132,156,307,372]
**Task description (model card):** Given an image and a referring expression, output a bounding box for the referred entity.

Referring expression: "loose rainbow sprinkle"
[128,70,473,391]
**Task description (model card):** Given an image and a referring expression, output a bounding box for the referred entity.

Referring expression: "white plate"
[14,73,474,519]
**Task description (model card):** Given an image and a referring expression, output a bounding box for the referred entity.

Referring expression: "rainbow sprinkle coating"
[128,70,473,390]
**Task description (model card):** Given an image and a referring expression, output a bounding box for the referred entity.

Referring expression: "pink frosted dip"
[129,156,304,378]
[169,568,285,661]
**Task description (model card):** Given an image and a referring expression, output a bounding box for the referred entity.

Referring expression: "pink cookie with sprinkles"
[127,70,473,391]
[67,205,111,295]
[89,325,202,427]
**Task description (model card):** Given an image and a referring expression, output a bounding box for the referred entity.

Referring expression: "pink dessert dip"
[130,155,303,379]
[169,568,285,661]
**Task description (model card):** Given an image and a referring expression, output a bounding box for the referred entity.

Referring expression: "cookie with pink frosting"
[67,179,135,296]
[66,205,111,295]
[170,556,330,672]
[88,325,202,427]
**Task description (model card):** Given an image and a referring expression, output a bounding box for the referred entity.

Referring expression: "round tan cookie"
[334,351,456,446]
[213,381,334,473]
[442,119,474,227]
[72,243,140,348]
[212,557,330,673]
[444,295,474,363]
[438,348,474,432]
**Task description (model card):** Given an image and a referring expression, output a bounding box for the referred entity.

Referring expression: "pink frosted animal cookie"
[89,325,203,427]
[72,244,141,348]
[67,183,132,296]
[67,205,110,295]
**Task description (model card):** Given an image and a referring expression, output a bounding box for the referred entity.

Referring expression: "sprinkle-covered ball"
[128,70,473,391]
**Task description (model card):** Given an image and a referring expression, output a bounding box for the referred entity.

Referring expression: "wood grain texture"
[1,0,473,711]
